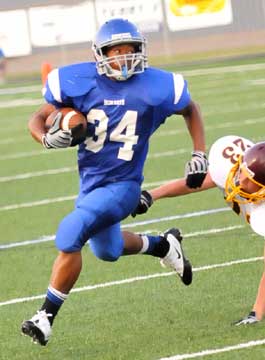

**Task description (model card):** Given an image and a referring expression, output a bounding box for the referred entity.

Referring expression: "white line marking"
[159,339,265,360]
[0,235,55,249]
[0,166,76,182]
[0,220,242,251]
[0,63,262,97]
[0,116,263,162]
[155,117,264,138]
[0,195,77,212]
[248,79,265,85]
[0,98,44,108]
[0,179,171,212]
[123,207,230,228]
[0,146,74,160]
[0,85,41,95]
[182,63,265,77]
[0,256,262,307]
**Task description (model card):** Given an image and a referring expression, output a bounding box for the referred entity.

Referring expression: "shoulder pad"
[47,62,97,101]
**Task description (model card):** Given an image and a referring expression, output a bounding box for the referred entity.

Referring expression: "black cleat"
[160,228,192,286]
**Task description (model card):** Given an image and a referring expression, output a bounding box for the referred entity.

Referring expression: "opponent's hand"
[185,151,208,188]
[233,311,259,326]
[131,190,153,217]
[42,112,72,149]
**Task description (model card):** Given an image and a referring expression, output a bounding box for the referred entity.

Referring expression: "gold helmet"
[225,142,265,204]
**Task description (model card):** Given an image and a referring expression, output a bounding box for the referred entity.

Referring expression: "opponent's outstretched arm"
[132,173,216,217]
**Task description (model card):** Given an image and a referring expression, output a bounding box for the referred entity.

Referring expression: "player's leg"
[252,244,265,320]
[90,224,192,286]
[21,181,140,345]
[235,244,265,325]
[122,230,192,286]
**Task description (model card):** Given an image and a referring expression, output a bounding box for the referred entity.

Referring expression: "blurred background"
[0,0,264,81]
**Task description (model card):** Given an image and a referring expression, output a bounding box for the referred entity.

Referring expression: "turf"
[0,57,265,359]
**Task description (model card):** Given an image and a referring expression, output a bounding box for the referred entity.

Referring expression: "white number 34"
[84,109,139,161]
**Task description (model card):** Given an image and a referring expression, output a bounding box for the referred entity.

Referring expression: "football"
[46,107,87,146]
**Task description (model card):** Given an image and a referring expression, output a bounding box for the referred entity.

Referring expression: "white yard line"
[0,166,76,182]
[0,195,77,211]
[0,255,262,307]
[0,116,262,161]
[182,62,265,77]
[0,217,241,250]
[0,147,73,160]
[248,79,265,86]
[155,117,264,138]
[0,85,41,95]
[0,179,172,212]
[0,98,44,108]
[0,63,263,97]
[159,339,265,360]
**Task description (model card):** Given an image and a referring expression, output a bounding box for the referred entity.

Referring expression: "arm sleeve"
[171,73,191,112]
[152,73,191,132]
[42,68,73,108]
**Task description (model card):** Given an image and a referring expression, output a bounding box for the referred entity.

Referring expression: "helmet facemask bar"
[225,155,265,204]
[93,39,148,81]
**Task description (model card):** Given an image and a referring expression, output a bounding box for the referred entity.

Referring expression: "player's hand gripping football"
[131,190,153,217]
[42,112,72,149]
[185,151,208,188]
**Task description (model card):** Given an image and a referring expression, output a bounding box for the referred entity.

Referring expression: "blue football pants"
[55,181,141,261]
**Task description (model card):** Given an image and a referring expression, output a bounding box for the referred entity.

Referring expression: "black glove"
[42,112,72,149]
[131,190,153,217]
[185,151,208,188]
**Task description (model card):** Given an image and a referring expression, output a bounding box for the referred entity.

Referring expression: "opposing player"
[21,18,208,345]
[133,135,265,325]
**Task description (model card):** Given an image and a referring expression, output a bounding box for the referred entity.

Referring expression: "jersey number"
[222,138,252,164]
[84,109,138,161]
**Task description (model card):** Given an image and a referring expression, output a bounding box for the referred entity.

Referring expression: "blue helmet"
[92,18,148,81]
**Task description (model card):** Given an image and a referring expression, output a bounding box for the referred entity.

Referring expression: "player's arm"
[132,173,216,216]
[176,100,208,189]
[176,100,205,154]
[28,103,55,144]
[151,172,215,200]
[28,103,72,149]
[235,244,265,325]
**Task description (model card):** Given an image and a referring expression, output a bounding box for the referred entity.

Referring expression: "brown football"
[46,107,87,146]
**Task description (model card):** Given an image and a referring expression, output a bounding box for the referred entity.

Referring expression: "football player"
[132,135,265,325]
[21,18,208,345]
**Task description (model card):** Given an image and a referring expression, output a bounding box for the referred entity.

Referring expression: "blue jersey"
[43,62,191,193]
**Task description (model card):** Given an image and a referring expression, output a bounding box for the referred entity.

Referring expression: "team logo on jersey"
[104,99,125,106]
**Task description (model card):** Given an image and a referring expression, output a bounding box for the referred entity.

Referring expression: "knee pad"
[90,242,122,262]
[89,228,123,262]
[55,210,89,252]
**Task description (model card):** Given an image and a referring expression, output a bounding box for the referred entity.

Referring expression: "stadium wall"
[1,0,265,78]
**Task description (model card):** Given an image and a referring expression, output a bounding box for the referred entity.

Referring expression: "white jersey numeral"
[85,109,108,153]
[84,109,138,161]
[109,110,138,161]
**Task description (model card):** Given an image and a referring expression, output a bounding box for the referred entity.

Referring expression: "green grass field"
[0,57,265,360]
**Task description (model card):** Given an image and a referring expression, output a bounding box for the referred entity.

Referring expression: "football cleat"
[21,310,52,346]
[234,311,259,326]
[160,228,192,285]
